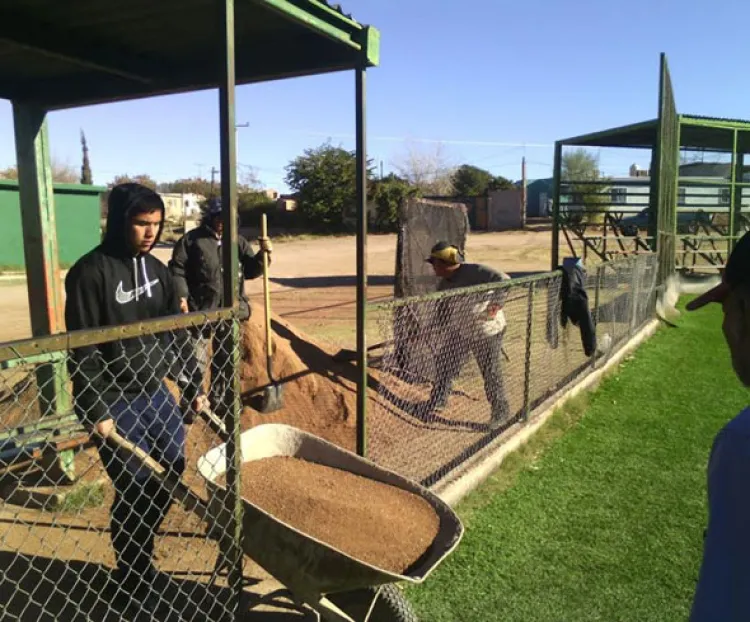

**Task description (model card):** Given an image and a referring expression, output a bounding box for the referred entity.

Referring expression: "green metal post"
[355,65,368,457]
[731,130,742,255]
[218,0,243,618]
[551,141,562,270]
[12,102,74,480]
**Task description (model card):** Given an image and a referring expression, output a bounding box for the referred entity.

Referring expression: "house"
[560,162,749,215]
[158,192,205,223]
[524,178,554,217]
[276,194,298,212]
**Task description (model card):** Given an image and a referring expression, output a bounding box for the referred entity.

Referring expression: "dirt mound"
[236,302,359,451]
[184,301,364,475]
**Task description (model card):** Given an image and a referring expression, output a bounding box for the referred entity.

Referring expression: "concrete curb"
[433,318,661,508]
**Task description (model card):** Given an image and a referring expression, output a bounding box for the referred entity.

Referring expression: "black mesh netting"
[395,198,470,298]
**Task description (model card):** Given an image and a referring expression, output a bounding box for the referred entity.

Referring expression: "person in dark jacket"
[168,199,272,411]
[65,182,207,613]
[424,241,512,429]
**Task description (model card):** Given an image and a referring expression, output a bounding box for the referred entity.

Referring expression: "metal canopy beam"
[558,119,658,149]
[0,9,158,84]
[3,34,364,110]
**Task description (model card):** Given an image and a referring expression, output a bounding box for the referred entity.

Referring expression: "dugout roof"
[0,0,379,110]
[560,115,750,152]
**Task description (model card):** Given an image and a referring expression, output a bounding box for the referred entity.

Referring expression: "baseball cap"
[205,197,222,216]
[426,241,463,265]
[686,230,750,311]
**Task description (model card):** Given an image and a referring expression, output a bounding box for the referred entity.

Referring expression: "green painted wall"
[0,180,105,270]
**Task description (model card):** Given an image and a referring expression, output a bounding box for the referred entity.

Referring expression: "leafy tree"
[285,142,374,230]
[110,173,158,190]
[0,158,79,184]
[452,164,514,196]
[561,148,610,223]
[159,176,215,197]
[370,174,419,232]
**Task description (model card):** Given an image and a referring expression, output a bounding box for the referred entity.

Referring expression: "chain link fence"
[367,253,659,487]
[0,311,247,621]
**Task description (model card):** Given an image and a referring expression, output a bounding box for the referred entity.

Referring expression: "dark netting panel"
[395,198,470,298]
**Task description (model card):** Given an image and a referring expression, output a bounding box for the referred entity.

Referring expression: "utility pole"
[521,157,527,227]
[380,160,384,179]
[210,166,219,197]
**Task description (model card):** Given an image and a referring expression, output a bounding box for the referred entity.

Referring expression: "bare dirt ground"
[0,228,559,619]
[0,229,556,346]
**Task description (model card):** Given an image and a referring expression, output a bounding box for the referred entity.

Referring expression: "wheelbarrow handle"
[106,429,212,524]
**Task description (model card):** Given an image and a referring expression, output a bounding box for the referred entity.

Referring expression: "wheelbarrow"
[110,423,464,621]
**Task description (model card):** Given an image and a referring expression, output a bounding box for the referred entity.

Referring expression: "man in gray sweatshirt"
[424,241,512,430]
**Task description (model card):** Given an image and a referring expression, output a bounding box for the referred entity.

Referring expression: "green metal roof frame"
[559,112,750,153]
[0,0,380,110]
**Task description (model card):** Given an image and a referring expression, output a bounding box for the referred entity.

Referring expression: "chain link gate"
[367,254,659,487]
[0,311,245,621]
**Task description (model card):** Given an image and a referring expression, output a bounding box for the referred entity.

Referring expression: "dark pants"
[194,323,233,412]
[431,332,510,417]
[96,383,185,585]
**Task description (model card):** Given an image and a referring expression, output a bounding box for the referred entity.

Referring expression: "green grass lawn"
[408,300,749,621]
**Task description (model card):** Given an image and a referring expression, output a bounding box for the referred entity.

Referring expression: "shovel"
[258,213,283,413]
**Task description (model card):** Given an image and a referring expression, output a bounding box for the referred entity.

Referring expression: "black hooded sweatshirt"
[64,183,204,427]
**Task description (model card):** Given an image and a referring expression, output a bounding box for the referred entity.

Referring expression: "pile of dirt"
[217,455,439,574]
[236,302,363,450]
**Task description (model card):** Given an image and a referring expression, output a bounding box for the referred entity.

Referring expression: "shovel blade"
[260,384,284,413]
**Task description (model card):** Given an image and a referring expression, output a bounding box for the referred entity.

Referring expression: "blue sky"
[1,0,749,192]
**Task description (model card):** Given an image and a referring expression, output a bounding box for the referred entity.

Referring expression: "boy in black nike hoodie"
[64,182,207,612]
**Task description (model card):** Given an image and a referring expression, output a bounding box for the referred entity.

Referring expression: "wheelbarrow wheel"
[327,584,418,622]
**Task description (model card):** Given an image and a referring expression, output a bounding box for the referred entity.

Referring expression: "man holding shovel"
[169,198,272,414]
[424,241,512,430]
[65,183,207,612]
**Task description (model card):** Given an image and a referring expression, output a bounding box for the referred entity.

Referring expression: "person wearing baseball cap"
[688,230,750,620]
[423,241,512,430]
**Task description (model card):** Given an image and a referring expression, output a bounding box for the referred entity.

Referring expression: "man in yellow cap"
[424,241,511,430]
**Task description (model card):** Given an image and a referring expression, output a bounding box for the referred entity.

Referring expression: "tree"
[110,174,158,190]
[561,148,610,223]
[285,142,374,230]
[0,158,79,184]
[391,141,455,195]
[80,130,92,185]
[451,164,514,196]
[370,174,419,232]
[159,177,215,197]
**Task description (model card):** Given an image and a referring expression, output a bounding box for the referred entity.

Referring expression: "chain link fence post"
[522,281,535,422]
[591,263,603,370]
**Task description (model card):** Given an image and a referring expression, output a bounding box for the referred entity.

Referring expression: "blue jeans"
[95,383,185,584]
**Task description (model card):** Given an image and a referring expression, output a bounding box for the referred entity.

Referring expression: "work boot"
[422,393,447,418]
[488,401,512,431]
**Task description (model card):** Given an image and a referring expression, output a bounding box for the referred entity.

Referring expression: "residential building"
[158,192,205,223]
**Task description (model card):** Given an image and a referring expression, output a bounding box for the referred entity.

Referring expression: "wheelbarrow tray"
[196,423,463,599]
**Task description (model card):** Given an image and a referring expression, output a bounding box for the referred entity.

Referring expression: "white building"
[159,192,205,223]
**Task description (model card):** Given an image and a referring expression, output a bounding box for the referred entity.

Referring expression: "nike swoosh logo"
[115,279,160,305]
